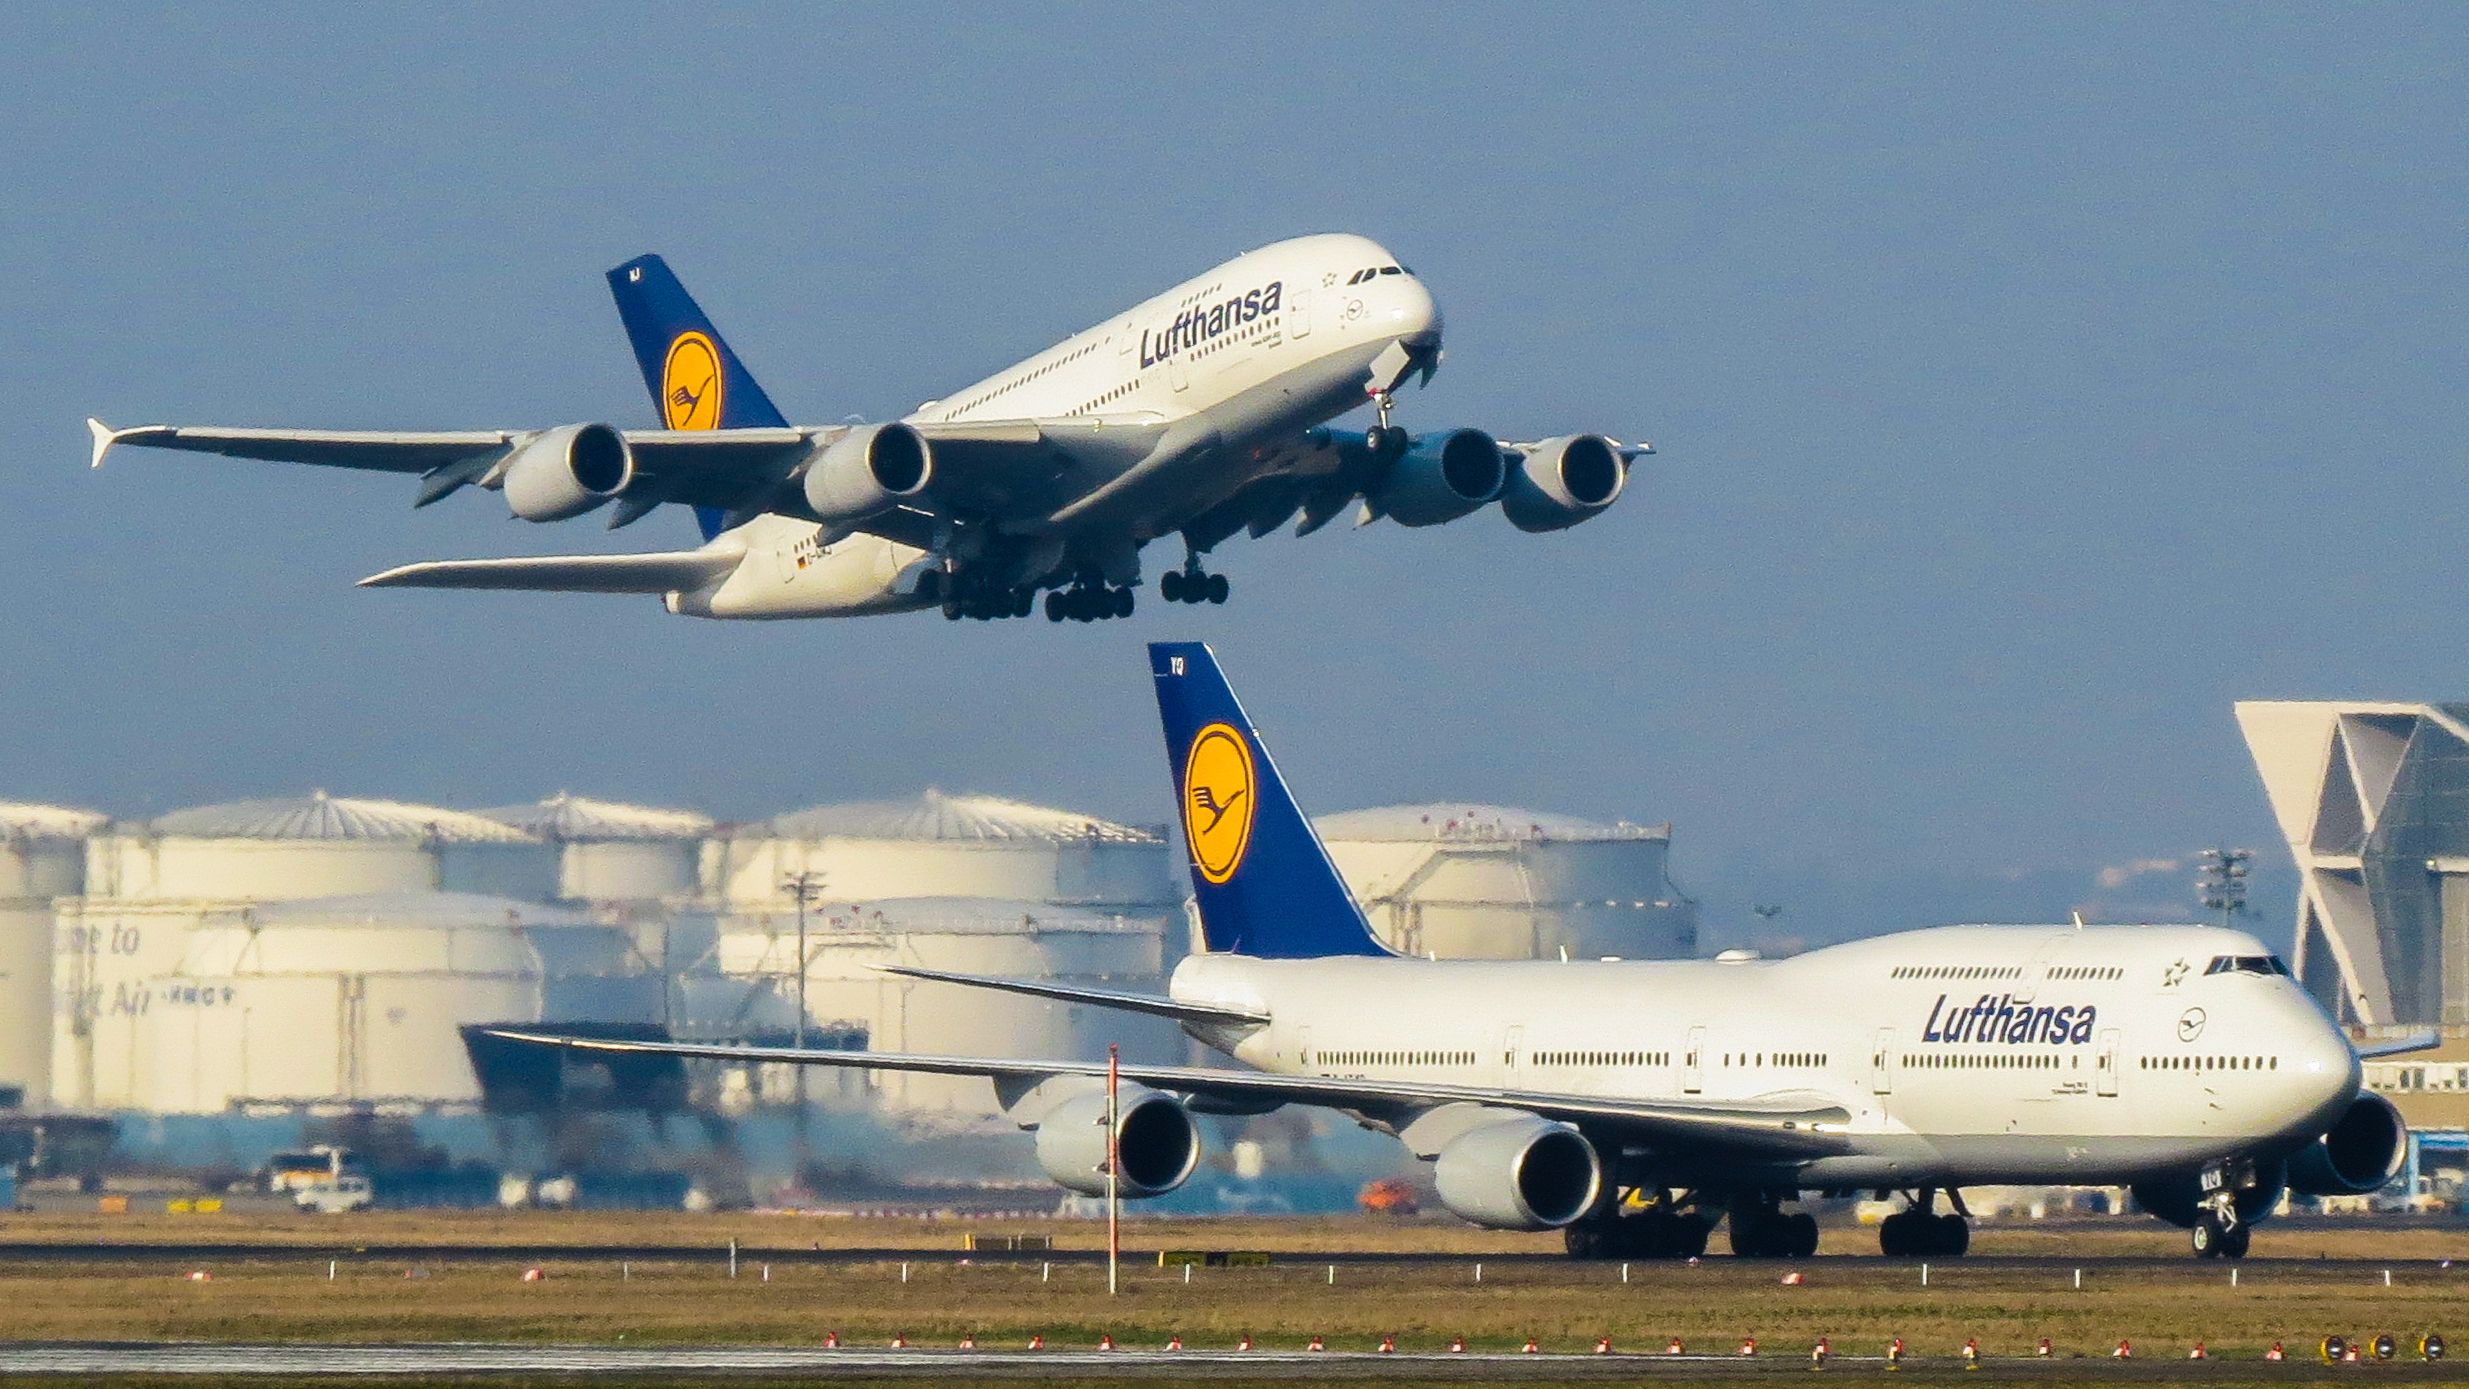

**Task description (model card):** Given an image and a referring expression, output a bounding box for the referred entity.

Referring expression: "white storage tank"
[708,896,1178,1117]
[1315,804,1698,962]
[86,791,553,902]
[141,890,657,1113]
[703,789,1176,911]
[0,803,106,1108]
[475,792,712,904]
[58,794,554,1110]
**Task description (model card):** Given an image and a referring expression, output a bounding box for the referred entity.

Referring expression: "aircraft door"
[1289,288,1311,339]
[2095,1028,2121,1096]
[1500,1025,1523,1085]
[1168,344,1189,392]
[1682,1025,1705,1094]
[1872,1027,1897,1095]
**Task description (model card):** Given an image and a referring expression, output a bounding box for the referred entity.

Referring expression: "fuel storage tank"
[1314,804,1697,961]
[58,793,554,1110]
[708,896,1179,1117]
[1,803,106,1108]
[142,890,656,1113]
[702,789,1176,910]
[475,792,712,905]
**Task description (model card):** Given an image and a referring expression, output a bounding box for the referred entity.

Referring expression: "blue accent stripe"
[1150,642,1390,959]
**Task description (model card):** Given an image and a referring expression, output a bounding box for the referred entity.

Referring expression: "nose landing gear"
[2191,1190,2252,1260]
[1362,388,1409,463]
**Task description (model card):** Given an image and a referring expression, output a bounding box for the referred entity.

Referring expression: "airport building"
[1315,804,1697,961]
[2238,702,2469,1027]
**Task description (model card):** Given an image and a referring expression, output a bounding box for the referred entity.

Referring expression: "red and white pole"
[1106,1042,1121,1297]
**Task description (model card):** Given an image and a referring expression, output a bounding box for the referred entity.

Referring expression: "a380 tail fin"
[605,254,791,540]
[1150,642,1390,959]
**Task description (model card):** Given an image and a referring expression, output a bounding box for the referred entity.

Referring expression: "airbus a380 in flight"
[501,644,2433,1261]
[89,235,1644,623]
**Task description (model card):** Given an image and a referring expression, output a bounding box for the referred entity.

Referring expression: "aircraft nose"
[2287,1012,2363,1127]
[1394,278,1441,344]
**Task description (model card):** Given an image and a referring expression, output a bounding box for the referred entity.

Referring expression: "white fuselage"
[1169,924,2359,1189]
[670,234,1438,618]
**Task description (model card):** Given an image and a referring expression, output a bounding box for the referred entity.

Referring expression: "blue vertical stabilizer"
[604,254,791,540]
[1150,642,1391,959]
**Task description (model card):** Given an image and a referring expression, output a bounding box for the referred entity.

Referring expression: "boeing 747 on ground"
[493,644,2432,1259]
[89,236,1643,623]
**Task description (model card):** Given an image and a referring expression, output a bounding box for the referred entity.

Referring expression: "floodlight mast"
[781,871,829,1172]
[2196,847,2253,930]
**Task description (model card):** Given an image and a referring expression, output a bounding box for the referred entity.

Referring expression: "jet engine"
[804,423,932,523]
[1431,1115,1602,1230]
[1499,434,1626,533]
[1368,428,1506,527]
[2285,1092,2408,1196]
[1030,1085,1202,1199]
[501,423,633,522]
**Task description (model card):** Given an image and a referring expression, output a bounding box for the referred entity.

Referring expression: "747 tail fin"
[1151,642,1390,959]
[605,254,791,540]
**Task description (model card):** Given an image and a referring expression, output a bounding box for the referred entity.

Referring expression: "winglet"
[87,417,121,469]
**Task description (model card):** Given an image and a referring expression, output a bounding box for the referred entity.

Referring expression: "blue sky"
[7,5,2463,946]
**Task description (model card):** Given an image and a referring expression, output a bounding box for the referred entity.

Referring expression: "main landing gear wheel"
[1878,1209,1968,1258]
[1044,583,1137,623]
[1160,568,1229,605]
[1562,1206,1711,1260]
[1727,1202,1820,1258]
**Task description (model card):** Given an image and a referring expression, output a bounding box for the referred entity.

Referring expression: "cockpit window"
[1377,265,1404,275]
[2204,955,2291,978]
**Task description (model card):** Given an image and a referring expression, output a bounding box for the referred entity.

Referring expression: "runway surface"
[0,1341,2446,1380]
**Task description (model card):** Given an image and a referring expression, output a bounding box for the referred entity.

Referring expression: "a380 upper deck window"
[2204,955,2291,977]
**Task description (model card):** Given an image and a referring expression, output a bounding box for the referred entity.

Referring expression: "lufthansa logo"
[2177,1007,2207,1043]
[1183,722,1255,886]
[662,332,723,430]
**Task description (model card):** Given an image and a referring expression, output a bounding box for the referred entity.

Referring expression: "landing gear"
[1877,1190,1970,1258]
[2191,1191,2251,1260]
[1362,389,1408,463]
[1043,581,1137,623]
[1728,1197,1821,1258]
[1562,1192,1712,1260]
[1159,563,1229,606]
[938,573,1036,621]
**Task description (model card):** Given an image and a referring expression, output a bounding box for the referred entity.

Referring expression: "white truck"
[293,1173,373,1214]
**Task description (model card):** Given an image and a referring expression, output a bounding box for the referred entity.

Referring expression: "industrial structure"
[2238,702,2469,1027]
[1315,804,1697,960]
[0,784,1695,1138]
[1,802,106,1108]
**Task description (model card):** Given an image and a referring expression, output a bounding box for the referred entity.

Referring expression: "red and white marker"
[890,1333,907,1350]
[1096,1333,1115,1352]
[1782,1270,1807,1286]
[518,1268,541,1283]
[1448,1336,1465,1354]
[1522,1337,1541,1354]
[1026,1334,1044,1351]
[1306,1335,1325,1353]
[2113,1339,2132,1360]
[1378,1335,1396,1354]
[822,1333,840,1349]
[2035,1337,2052,1358]
[2266,1341,2285,1361]
[2188,1340,2208,1360]
[1235,1334,1253,1351]
[1594,1336,1613,1355]
[1811,1337,1831,1367]
[1666,1337,1685,1355]
[1164,1335,1182,1352]
[1962,1337,1979,1369]
[958,1335,976,1350]
[1887,1336,1905,1370]
[187,1270,213,1283]
[1740,1336,1759,1357]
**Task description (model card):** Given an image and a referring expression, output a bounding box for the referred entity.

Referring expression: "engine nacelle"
[1500,434,1626,533]
[1431,1116,1602,1230]
[501,423,632,522]
[2286,1092,2408,1197]
[803,422,932,523]
[1030,1085,1202,1199]
[1369,428,1506,527]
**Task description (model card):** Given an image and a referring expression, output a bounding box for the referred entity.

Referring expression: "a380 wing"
[484,1029,1850,1159]
[88,417,1172,539]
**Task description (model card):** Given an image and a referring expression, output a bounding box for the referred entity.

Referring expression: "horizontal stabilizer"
[360,550,736,594]
[2355,1030,2442,1059]
[874,964,1269,1026]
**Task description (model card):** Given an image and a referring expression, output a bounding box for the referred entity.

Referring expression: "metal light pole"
[780,871,829,1173]
[2196,847,2252,929]
[1106,1041,1120,1296]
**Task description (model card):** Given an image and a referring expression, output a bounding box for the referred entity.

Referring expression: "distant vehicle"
[264,1145,351,1195]
[293,1174,373,1214]
[500,644,2438,1261]
[90,236,1646,624]
[1358,1178,1420,1216]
